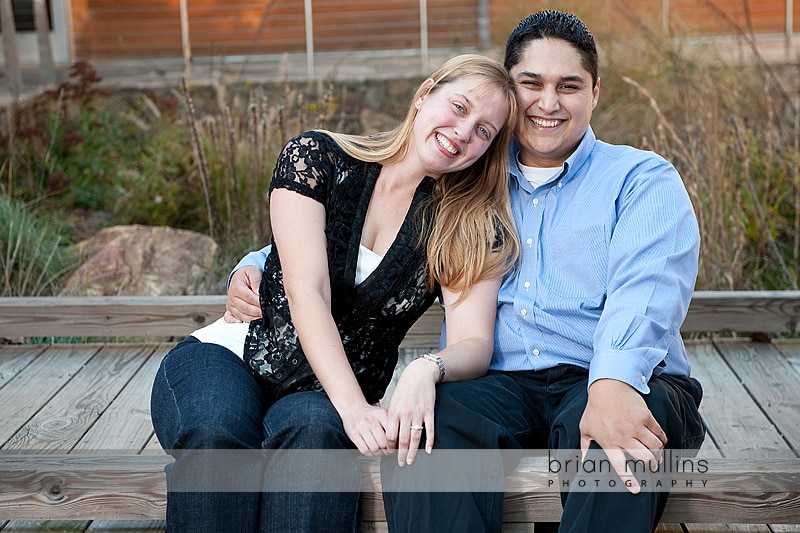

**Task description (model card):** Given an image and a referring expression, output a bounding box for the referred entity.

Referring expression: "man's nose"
[538,86,560,112]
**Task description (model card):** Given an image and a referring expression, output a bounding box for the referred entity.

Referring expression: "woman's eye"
[453,102,465,113]
[478,126,491,139]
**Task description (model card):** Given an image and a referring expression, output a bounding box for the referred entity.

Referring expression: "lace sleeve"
[269,131,335,205]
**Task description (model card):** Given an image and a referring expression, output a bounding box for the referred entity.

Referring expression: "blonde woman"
[151,54,519,532]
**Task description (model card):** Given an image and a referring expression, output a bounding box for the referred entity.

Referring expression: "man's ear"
[592,77,600,110]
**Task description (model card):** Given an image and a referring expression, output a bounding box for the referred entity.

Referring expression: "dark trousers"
[381,365,704,533]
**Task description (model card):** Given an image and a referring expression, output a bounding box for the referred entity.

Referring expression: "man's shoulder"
[587,138,674,172]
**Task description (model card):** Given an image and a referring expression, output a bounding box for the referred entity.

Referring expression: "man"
[378,10,704,533]
[228,11,704,532]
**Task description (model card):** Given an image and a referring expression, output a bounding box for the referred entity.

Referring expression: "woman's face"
[410,75,509,178]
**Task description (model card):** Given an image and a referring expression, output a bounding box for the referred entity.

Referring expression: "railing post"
[419,0,428,74]
[478,0,490,50]
[180,0,191,78]
[304,0,315,79]
[0,0,20,97]
[787,0,793,57]
[33,0,55,85]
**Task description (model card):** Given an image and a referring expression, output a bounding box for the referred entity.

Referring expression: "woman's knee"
[262,391,351,449]
[151,338,265,451]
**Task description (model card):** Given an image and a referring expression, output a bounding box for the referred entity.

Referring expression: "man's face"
[509,38,599,168]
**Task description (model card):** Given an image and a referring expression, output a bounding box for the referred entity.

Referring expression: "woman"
[150,53,519,532]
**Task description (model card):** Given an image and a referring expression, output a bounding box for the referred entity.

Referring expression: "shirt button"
[641,375,647,383]
[523,281,531,289]
[532,198,539,206]
[520,309,527,316]
[533,349,540,356]
[557,181,563,189]
[526,238,533,246]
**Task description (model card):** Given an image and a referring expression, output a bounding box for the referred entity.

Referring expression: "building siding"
[67,0,798,62]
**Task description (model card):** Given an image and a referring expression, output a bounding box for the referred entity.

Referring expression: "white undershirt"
[191,245,384,358]
[517,154,562,189]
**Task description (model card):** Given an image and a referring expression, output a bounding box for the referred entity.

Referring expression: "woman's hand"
[339,402,391,456]
[386,357,440,466]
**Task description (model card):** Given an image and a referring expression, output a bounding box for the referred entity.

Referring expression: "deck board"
[717,339,800,451]
[686,340,791,457]
[0,346,101,448]
[1,337,799,531]
[4,345,151,452]
[0,346,45,389]
[73,348,163,452]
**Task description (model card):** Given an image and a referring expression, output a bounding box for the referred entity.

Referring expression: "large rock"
[59,225,218,296]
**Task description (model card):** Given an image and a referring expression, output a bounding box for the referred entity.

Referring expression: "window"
[0,0,52,32]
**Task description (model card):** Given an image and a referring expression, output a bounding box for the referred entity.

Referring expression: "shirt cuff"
[588,347,667,394]
[227,246,271,287]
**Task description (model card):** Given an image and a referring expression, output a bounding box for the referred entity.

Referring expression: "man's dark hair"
[504,10,599,87]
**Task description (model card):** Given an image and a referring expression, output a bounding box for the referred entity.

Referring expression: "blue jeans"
[150,337,362,533]
[381,365,705,533]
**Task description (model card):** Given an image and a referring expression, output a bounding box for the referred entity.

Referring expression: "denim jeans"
[381,365,705,533]
[151,337,362,533]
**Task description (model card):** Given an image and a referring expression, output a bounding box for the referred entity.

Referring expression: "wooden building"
[1,1,799,74]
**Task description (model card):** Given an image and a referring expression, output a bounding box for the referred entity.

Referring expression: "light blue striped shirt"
[496,127,700,393]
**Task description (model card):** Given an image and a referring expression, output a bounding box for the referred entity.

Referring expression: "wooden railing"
[1,291,800,526]
[2,290,800,340]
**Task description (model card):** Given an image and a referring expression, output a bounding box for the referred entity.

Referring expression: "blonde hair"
[320,54,520,298]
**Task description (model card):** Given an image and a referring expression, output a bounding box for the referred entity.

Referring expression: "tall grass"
[593,29,799,290]
[0,196,76,296]
[180,75,347,278]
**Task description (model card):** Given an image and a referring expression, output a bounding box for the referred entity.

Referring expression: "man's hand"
[225,266,263,323]
[579,379,667,493]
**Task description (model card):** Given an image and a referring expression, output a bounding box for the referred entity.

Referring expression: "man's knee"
[646,375,705,450]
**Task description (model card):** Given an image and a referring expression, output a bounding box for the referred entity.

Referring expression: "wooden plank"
[681,291,800,334]
[0,345,100,447]
[143,433,163,452]
[3,345,152,452]
[685,524,772,533]
[0,455,169,520]
[717,339,800,452]
[86,520,166,532]
[73,347,163,452]
[0,520,89,531]
[1,454,799,522]
[0,296,226,339]
[0,345,44,390]
[685,340,790,457]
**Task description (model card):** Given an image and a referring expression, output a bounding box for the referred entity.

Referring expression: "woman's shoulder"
[284,130,337,151]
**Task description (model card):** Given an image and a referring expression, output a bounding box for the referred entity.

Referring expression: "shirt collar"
[509,126,596,193]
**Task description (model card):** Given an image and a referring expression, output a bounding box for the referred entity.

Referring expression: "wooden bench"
[1,291,800,532]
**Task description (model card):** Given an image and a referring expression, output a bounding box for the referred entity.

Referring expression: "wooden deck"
[1,294,800,531]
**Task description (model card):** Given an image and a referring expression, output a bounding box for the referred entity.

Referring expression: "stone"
[59,224,218,296]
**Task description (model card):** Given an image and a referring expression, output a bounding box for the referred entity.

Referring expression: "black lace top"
[243,131,440,405]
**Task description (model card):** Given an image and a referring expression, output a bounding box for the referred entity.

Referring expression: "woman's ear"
[414,78,436,108]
